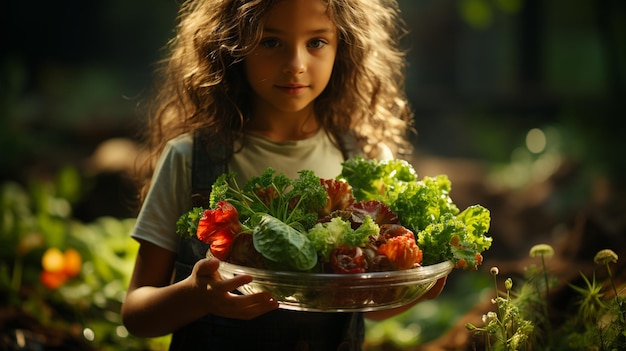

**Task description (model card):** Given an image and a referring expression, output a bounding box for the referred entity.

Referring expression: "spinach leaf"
[252,214,318,271]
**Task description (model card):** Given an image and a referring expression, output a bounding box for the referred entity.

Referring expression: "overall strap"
[173,132,227,284]
[191,131,227,208]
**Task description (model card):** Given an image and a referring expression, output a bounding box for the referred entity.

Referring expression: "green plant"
[466,267,534,350]
[0,167,169,350]
[563,249,625,350]
[466,244,625,351]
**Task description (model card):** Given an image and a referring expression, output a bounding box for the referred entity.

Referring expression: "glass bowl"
[216,259,454,312]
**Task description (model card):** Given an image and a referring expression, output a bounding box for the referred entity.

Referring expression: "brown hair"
[136,0,413,201]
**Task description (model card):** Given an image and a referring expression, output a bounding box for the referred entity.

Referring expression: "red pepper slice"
[196,200,241,260]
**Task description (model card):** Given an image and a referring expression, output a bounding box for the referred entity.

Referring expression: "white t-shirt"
[131,129,358,253]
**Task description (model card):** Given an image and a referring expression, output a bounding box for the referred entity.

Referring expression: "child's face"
[244,0,338,117]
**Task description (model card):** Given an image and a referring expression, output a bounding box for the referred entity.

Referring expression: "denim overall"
[168,132,364,351]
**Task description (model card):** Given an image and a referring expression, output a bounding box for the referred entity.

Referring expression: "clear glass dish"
[217,259,454,312]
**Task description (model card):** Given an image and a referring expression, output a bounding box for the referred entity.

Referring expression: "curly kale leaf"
[391,175,459,232]
[417,207,492,269]
[457,205,492,254]
[417,214,460,266]
[175,207,205,238]
[338,157,417,202]
[290,170,328,213]
[208,172,234,208]
[238,168,326,230]
[338,157,383,200]
[208,172,256,220]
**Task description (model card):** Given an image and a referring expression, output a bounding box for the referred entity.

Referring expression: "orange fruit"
[41,247,65,273]
[40,270,67,289]
[63,248,82,277]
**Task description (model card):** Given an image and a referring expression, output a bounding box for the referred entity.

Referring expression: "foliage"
[0,166,169,351]
[466,267,535,350]
[339,157,492,269]
[209,168,327,231]
[467,245,626,351]
[456,0,523,30]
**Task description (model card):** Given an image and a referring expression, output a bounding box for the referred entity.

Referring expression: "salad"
[176,157,492,274]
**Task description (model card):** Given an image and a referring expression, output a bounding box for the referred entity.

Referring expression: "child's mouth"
[276,84,308,95]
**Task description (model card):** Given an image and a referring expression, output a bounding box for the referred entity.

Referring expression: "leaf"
[252,214,317,271]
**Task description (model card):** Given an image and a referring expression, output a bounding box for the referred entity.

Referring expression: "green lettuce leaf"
[339,157,492,270]
[307,216,379,261]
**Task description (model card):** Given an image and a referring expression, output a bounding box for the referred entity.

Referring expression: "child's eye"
[308,39,327,49]
[260,38,280,48]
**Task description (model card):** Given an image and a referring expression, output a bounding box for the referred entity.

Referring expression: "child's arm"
[364,276,447,321]
[121,240,279,337]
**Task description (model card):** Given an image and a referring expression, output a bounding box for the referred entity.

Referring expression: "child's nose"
[283,47,306,75]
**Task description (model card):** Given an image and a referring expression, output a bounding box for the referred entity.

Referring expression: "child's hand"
[191,257,279,319]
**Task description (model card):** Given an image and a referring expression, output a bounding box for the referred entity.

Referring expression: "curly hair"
[136,0,413,200]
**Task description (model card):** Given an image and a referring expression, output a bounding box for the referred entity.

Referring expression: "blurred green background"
[1,0,624,350]
[2,0,625,187]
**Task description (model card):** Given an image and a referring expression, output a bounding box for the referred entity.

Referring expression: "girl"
[122,0,444,350]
